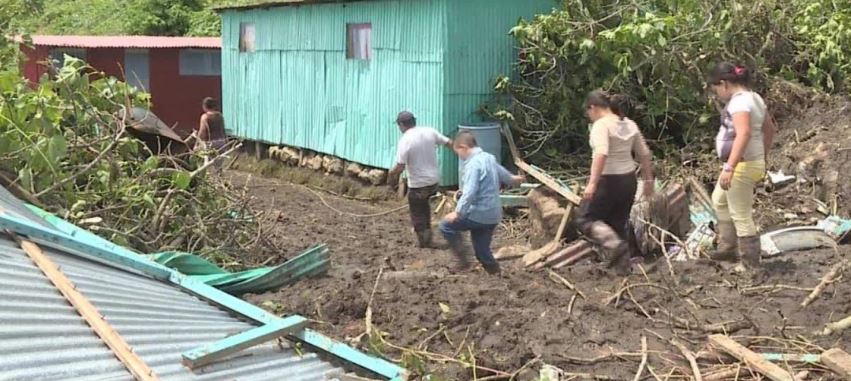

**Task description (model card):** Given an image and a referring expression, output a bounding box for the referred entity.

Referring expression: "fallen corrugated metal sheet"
[28,35,220,49]
[0,187,404,380]
[148,244,330,295]
[760,226,836,256]
[0,233,344,380]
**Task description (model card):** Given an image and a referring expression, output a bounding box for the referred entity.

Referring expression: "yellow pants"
[711,160,765,237]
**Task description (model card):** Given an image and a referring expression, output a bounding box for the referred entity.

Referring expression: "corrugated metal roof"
[29,35,220,49]
[215,0,372,12]
[0,190,347,380]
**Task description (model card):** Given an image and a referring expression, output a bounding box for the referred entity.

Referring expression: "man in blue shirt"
[440,131,523,274]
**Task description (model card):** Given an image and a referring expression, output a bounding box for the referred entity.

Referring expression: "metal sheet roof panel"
[29,35,221,49]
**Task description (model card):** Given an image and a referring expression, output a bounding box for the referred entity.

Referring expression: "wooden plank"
[708,335,793,381]
[17,238,159,381]
[515,161,582,205]
[182,315,308,369]
[822,348,851,380]
[499,194,528,208]
[501,125,582,205]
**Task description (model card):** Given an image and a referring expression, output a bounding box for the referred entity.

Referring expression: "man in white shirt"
[388,111,452,248]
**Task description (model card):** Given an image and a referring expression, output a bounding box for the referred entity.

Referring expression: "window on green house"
[346,23,371,60]
[239,23,256,52]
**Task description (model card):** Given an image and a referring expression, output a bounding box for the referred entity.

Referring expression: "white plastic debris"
[768,170,796,186]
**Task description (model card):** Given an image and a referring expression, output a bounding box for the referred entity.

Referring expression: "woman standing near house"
[576,90,654,275]
[706,63,776,268]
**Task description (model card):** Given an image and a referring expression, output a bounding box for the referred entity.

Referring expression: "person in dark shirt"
[197,97,227,169]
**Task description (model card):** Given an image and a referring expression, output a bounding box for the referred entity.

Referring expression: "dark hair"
[202,97,219,111]
[707,62,751,86]
[585,90,628,119]
[396,111,416,128]
[454,130,478,147]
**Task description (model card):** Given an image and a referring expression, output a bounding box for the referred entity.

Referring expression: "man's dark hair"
[454,130,478,147]
[396,111,416,128]
[203,97,219,111]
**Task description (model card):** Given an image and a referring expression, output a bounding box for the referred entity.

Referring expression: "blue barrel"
[458,122,503,188]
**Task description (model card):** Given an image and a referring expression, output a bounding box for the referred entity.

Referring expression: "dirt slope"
[228,171,850,380]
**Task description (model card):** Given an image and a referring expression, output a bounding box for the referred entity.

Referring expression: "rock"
[281,146,300,165]
[299,151,315,167]
[307,155,324,171]
[267,146,281,161]
[359,169,386,185]
[323,156,344,175]
[346,162,364,178]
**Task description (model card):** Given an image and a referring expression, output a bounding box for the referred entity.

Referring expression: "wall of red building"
[21,46,221,137]
[149,49,221,137]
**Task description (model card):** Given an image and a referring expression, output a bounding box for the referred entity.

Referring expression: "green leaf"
[142,156,160,172]
[173,171,191,190]
[47,134,67,162]
[18,168,33,191]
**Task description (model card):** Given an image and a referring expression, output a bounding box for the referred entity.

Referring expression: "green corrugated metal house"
[218,0,554,185]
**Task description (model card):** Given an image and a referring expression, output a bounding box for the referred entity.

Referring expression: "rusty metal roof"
[29,35,220,49]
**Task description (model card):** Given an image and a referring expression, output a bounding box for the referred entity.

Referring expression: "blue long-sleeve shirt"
[456,148,514,225]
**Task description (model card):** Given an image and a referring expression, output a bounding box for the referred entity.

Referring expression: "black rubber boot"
[709,220,739,262]
[415,229,432,249]
[739,235,762,268]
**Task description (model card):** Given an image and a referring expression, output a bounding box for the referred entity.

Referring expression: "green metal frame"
[182,315,308,368]
[2,208,407,380]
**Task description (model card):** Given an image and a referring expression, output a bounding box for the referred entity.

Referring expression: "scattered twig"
[633,335,648,381]
[822,314,851,336]
[671,338,703,381]
[548,269,587,299]
[801,259,848,307]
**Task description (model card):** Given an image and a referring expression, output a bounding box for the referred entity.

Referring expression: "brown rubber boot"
[447,240,472,271]
[739,235,762,268]
[607,242,631,276]
[709,220,739,262]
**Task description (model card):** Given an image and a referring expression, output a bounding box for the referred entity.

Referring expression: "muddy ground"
[226,170,850,381]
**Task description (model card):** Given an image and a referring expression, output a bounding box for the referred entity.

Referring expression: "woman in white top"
[707,63,777,268]
[577,90,654,275]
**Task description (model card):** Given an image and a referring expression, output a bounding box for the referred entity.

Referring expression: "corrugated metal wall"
[221,0,450,180]
[444,0,556,166]
[221,0,555,185]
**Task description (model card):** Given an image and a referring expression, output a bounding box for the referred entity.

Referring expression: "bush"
[496,0,851,165]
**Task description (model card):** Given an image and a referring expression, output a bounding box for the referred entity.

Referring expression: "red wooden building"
[21,35,221,136]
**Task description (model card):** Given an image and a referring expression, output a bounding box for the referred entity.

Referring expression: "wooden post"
[708,335,793,381]
[16,238,159,381]
[822,348,851,380]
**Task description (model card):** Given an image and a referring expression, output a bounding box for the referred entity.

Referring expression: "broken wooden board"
[822,348,851,380]
[535,240,594,270]
[708,335,794,381]
[501,125,582,205]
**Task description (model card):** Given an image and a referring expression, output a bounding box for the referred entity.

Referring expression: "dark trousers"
[575,173,638,242]
[408,184,438,232]
[439,218,498,268]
